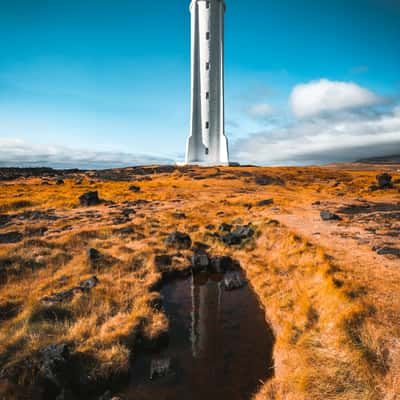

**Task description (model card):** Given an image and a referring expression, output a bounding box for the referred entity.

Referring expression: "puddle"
[122,270,274,400]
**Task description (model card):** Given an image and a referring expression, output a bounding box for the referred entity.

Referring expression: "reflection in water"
[123,271,274,400]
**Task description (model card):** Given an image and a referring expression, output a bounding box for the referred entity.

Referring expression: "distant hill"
[356,155,400,164]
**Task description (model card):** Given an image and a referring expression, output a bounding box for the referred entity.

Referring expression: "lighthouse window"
[206,32,210,40]
[205,122,209,129]
[206,62,210,70]
[206,1,210,9]
[205,148,209,155]
[206,92,209,100]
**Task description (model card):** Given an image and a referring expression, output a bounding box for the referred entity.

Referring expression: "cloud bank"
[232,80,400,165]
[0,139,174,169]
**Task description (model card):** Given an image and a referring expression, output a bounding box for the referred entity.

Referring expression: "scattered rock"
[113,227,135,235]
[222,273,245,290]
[122,208,136,217]
[172,213,186,220]
[376,173,393,189]
[255,175,284,186]
[205,224,215,230]
[222,224,254,246]
[41,289,76,304]
[219,223,232,232]
[79,191,101,207]
[256,199,274,207]
[164,232,192,249]
[320,211,341,221]
[154,254,172,268]
[78,276,99,290]
[150,358,171,380]
[193,242,210,251]
[373,247,400,256]
[87,248,116,269]
[0,214,11,227]
[128,185,141,193]
[209,256,239,273]
[56,179,64,185]
[221,233,242,246]
[233,224,255,239]
[312,201,321,206]
[0,231,23,244]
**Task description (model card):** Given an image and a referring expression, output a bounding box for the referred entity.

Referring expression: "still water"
[122,270,274,400]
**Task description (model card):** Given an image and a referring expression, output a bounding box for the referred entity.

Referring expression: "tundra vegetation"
[0,164,399,399]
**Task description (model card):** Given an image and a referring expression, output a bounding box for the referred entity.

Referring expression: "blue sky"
[0,0,399,167]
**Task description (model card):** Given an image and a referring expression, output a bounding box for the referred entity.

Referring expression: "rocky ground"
[0,164,399,400]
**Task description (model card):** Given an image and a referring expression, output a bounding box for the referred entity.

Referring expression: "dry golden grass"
[0,165,399,399]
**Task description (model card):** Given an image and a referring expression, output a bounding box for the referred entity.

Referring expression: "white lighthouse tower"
[185,0,229,165]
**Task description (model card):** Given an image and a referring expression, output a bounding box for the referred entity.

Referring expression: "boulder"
[172,213,186,220]
[209,256,238,273]
[320,211,341,221]
[221,233,242,246]
[233,225,255,239]
[222,273,245,291]
[56,179,64,185]
[154,254,172,268]
[78,276,99,290]
[164,232,192,249]
[128,185,141,193]
[376,173,393,189]
[255,175,284,186]
[256,199,274,207]
[219,223,232,232]
[79,191,100,207]
[150,358,171,380]
[0,231,23,244]
[374,247,400,256]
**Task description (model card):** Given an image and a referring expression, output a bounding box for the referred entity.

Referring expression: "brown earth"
[0,164,399,399]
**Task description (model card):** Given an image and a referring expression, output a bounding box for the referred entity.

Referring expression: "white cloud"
[0,139,174,169]
[232,103,400,165]
[290,79,382,118]
[246,103,275,118]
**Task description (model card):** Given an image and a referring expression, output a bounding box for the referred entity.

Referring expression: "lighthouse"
[185,0,229,165]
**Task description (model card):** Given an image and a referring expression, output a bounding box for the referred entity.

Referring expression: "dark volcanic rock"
[42,289,77,304]
[373,247,400,256]
[128,185,141,193]
[255,175,284,186]
[172,213,186,220]
[209,256,239,273]
[164,232,192,249]
[0,231,23,244]
[0,214,11,227]
[87,248,103,265]
[0,343,73,395]
[56,179,65,185]
[233,224,255,239]
[79,191,101,206]
[376,173,393,189]
[223,273,245,291]
[257,199,274,207]
[154,255,172,268]
[150,358,171,380]
[219,223,232,232]
[112,227,135,235]
[222,225,254,246]
[221,233,242,246]
[78,276,99,290]
[320,211,342,221]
